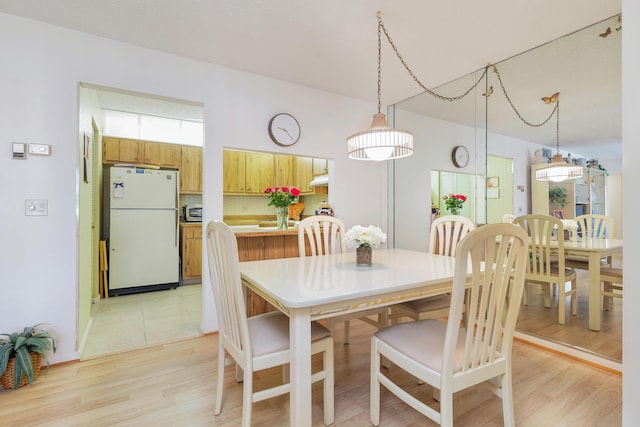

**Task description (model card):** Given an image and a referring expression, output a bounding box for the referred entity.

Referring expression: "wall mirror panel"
[391,14,621,362]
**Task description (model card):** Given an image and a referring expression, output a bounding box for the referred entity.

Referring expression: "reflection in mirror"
[431,171,476,220]
[391,14,621,363]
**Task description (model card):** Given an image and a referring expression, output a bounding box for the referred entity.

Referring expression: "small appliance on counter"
[183,204,203,222]
[315,201,334,216]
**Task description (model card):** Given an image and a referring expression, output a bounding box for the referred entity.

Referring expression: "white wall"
[622,1,639,424]
[0,12,385,364]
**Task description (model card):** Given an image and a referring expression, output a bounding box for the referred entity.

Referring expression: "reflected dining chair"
[206,221,334,427]
[298,215,387,344]
[565,214,614,271]
[390,215,475,323]
[502,213,516,223]
[370,223,529,427]
[513,214,577,324]
[600,267,623,311]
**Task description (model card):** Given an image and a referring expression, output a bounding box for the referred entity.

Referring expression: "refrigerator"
[108,166,180,294]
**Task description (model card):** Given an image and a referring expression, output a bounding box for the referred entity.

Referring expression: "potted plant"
[549,187,567,208]
[0,324,57,390]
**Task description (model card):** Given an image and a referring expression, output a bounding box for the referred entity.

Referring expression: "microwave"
[183,204,203,222]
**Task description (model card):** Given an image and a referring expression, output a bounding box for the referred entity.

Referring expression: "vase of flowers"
[442,193,467,215]
[344,225,387,266]
[264,186,301,230]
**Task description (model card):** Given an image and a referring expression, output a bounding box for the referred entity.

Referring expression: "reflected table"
[560,238,623,331]
[239,248,461,426]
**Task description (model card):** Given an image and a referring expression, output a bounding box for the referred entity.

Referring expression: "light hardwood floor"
[0,321,621,426]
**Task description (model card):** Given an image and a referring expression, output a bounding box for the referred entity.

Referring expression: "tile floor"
[82,284,202,359]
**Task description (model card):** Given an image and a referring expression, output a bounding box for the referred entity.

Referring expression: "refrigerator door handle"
[175,208,179,247]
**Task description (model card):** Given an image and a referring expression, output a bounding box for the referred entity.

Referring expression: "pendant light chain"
[377,17,382,114]
[556,99,561,153]
[377,15,487,102]
[491,65,558,128]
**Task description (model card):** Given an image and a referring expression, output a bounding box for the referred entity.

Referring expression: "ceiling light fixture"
[347,12,413,161]
[534,95,583,182]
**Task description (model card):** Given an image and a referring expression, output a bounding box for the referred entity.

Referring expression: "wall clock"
[451,145,469,168]
[268,113,300,147]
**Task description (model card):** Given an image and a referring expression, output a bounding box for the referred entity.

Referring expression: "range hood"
[310,174,329,187]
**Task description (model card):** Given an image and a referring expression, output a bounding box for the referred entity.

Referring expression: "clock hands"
[277,126,295,141]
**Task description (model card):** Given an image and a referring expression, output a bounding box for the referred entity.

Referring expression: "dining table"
[238,248,463,426]
[560,237,623,331]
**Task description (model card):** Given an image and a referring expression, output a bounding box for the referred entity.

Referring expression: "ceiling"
[0,0,622,159]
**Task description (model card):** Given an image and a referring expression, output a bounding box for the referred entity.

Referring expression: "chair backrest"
[502,213,515,223]
[206,221,251,360]
[298,216,346,257]
[575,214,613,238]
[513,214,567,279]
[429,215,476,256]
[443,223,528,377]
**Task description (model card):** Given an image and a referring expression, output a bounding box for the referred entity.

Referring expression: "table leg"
[289,307,312,426]
[588,252,601,331]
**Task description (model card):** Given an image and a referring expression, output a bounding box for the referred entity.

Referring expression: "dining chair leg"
[558,281,566,325]
[215,341,225,415]
[370,339,381,426]
[440,389,454,427]
[501,369,516,427]
[242,370,253,427]
[571,277,577,316]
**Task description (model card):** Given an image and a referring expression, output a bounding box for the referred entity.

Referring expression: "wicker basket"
[0,352,43,389]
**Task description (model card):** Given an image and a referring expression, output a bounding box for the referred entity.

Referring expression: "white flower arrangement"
[561,219,578,232]
[344,225,387,248]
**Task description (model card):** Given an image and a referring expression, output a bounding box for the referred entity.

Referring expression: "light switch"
[12,142,26,160]
[25,199,48,216]
[29,144,51,155]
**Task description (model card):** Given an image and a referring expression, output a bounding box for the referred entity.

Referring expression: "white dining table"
[560,237,623,331]
[239,248,461,426]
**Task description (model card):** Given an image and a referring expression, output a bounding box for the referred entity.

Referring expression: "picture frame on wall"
[552,209,565,219]
[487,187,499,199]
[487,176,499,188]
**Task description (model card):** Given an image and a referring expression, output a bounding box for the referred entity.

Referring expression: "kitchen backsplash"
[224,194,329,217]
[180,194,202,209]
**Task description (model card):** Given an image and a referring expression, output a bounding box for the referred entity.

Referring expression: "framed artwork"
[487,176,499,188]
[552,209,565,219]
[487,187,499,199]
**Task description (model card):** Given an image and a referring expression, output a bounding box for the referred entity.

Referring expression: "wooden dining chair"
[206,221,334,427]
[370,223,529,427]
[513,214,577,324]
[502,213,516,223]
[390,215,475,323]
[298,215,387,344]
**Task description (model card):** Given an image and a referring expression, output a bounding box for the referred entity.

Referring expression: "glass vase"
[276,206,289,230]
[356,245,372,266]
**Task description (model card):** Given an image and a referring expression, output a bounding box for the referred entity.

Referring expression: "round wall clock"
[268,113,300,147]
[451,145,469,168]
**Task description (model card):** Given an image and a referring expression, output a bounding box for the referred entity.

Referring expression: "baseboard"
[514,331,622,374]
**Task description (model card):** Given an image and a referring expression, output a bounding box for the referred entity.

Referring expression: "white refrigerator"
[108,167,180,293]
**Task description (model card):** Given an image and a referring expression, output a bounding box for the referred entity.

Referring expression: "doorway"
[78,84,204,359]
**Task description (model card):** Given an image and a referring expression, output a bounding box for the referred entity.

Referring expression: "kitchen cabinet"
[295,156,314,194]
[143,141,181,168]
[180,146,203,194]
[102,137,143,164]
[180,223,202,283]
[245,152,274,193]
[531,164,607,219]
[223,150,246,193]
[103,136,180,168]
[274,154,296,187]
[313,158,328,176]
[235,229,302,316]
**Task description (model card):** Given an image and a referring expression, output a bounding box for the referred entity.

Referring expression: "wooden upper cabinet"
[144,141,181,168]
[274,155,296,187]
[245,152,274,194]
[102,137,143,164]
[295,156,314,194]
[313,158,328,176]
[223,150,246,193]
[180,146,203,194]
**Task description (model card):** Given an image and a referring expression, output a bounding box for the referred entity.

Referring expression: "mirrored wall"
[391,14,622,362]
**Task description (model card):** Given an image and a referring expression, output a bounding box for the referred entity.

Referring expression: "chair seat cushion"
[398,294,451,313]
[248,311,331,357]
[375,319,467,373]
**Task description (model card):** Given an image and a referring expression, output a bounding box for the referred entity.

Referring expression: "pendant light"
[347,13,413,161]
[535,96,583,182]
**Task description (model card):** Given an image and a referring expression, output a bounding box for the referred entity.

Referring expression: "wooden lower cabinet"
[235,230,300,316]
[180,223,202,283]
